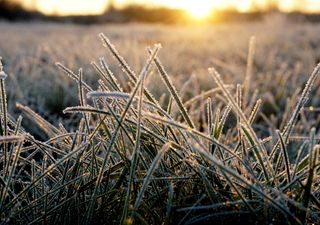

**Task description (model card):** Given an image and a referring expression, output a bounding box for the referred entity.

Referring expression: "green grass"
[0,27,320,225]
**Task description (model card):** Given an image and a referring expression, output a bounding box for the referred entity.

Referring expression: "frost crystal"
[0,71,7,80]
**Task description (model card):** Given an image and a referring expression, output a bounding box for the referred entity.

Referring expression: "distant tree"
[0,0,42,20]
[266,0,279,11]
[105,0,115,12]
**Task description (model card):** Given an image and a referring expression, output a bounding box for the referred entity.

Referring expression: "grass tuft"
[0,34,319,225]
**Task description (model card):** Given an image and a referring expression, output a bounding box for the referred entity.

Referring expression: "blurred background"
[2,0,320,139]
[1,0,320,24]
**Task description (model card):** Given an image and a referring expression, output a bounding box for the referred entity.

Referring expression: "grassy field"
[0,15,320,224]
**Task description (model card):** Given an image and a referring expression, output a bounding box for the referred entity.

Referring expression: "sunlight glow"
[14,0,320,16]
[19,0,109,15]
[182,1,213,19]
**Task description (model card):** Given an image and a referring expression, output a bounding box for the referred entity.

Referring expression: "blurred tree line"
[106,5,187,23]
[0,0,318,24]
[0,0,43,20]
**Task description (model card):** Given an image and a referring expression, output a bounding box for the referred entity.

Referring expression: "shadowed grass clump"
[0,34,320,225]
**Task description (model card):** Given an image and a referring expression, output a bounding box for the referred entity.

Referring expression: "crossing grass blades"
[0,34,319,225]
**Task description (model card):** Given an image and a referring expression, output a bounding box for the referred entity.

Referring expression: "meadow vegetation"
[0,17,320,224]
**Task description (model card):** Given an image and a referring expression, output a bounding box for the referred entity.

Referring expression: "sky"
[16,0,320,16]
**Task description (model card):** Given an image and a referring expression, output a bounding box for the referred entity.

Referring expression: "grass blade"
[147,47,195,129]
[277,130,291,184]
[134,143,171,210]
[209,67,273,182]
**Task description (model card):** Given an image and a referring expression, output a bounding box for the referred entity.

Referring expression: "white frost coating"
[0,57,7,79]
[0,71,7,80]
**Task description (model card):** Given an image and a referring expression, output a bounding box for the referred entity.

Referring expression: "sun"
[182,1,213,19]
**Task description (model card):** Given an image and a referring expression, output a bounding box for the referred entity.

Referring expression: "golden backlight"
[176,1,214,19]
[15,0,320,16]
[19,0,109,15]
